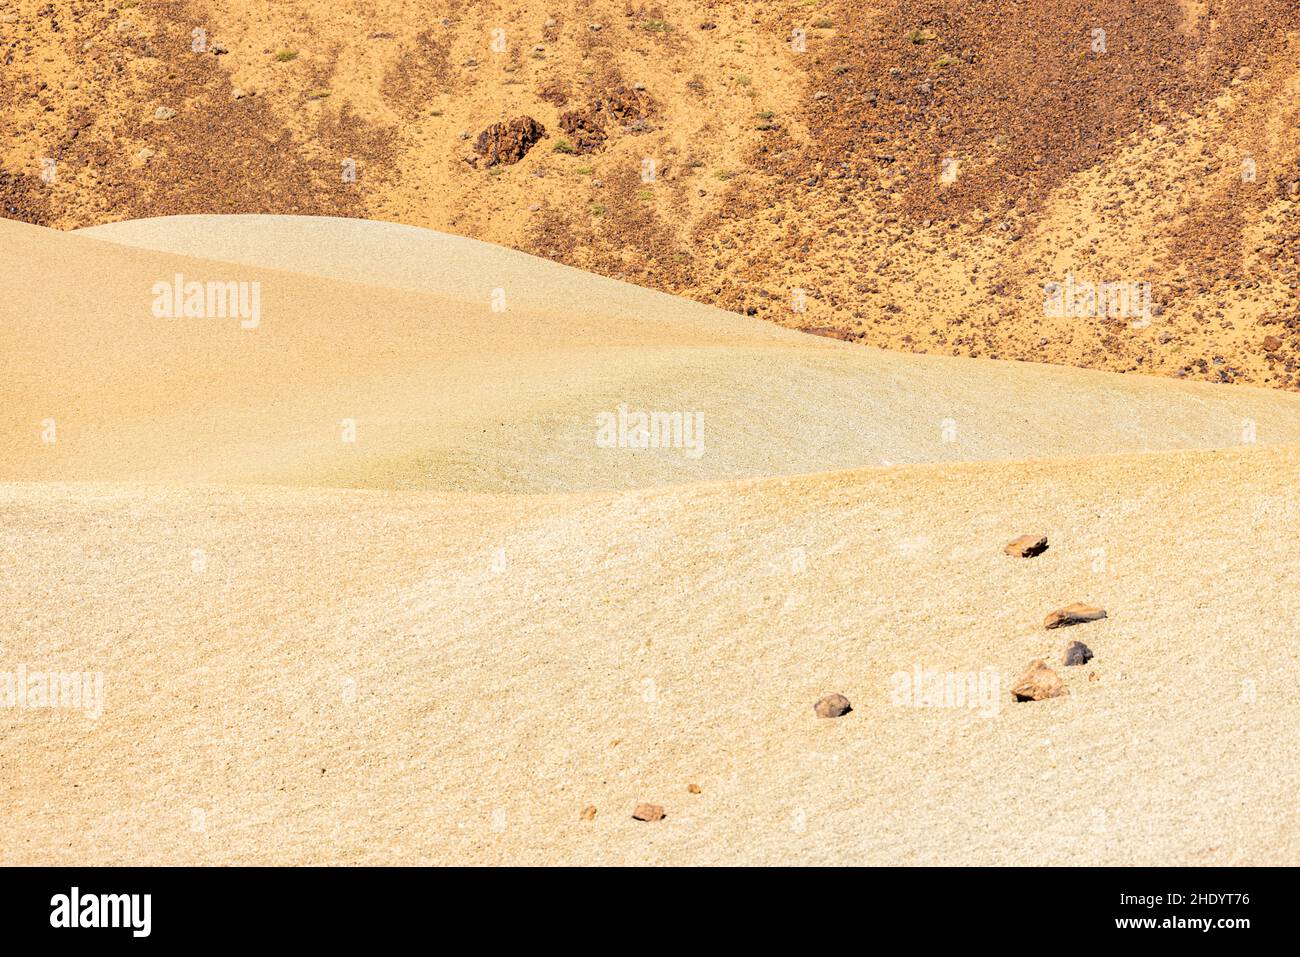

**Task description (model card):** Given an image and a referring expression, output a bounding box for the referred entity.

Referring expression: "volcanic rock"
[473,116,546,167]
[1062,640,1094,666]
[1044,603,1107,629]
[632,803,665,822]
[1009,659,1067,701]
[814,693,852,718]
[1004,535,1048,557]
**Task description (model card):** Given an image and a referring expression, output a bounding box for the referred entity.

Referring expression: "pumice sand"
[2,1,1298,869]
[1,215,1297,865]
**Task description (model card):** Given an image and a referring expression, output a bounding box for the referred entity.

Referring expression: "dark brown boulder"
[558,109,607,153]
[473,116,546,167]
[555,87,656,154]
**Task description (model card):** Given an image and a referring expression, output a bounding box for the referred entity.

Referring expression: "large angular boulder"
[473,116,546,167]
[555,86,655,154]
[557,109,607,153]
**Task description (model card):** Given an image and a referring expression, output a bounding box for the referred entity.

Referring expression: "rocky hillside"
[4,0,1299,388]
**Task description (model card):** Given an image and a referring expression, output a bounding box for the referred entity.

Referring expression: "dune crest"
[4,215,1299,495]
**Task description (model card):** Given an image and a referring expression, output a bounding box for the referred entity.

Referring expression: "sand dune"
[6,216,1300,494]
[2,215,1297,865]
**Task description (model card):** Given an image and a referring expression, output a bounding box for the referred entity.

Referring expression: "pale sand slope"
[1,215,1297,865]
[17,214,1294,489]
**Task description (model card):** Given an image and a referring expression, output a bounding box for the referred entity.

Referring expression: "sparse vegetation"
[934,54,959,68]
[735,74,752,87]
[552,139,576,154]
[814,18,834,29]
[275,49,298,62]
[907,29,937,44]
[587,202,607,217]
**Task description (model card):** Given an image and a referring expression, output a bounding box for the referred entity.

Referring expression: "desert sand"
[2,214,1297,865]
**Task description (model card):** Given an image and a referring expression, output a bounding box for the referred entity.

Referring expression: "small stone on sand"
[687,783,701,794]
[581,805,597,821]
[814,693,852,718]
[1010,659,1067,701]
[1004,535,1048,558]
[1063,639,1094,666]
[632,803,664,822]
[1044,602,1107,629]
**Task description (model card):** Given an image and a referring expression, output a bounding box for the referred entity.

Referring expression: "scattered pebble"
[1010,659,1067,701]
[687,783,701,794]
[1044,603,1107,629]
[814,693,852,718]
[1004,535,1048,558]
[580,805,597,821]
[1062,639,1094,666]
[632,803,664,822]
